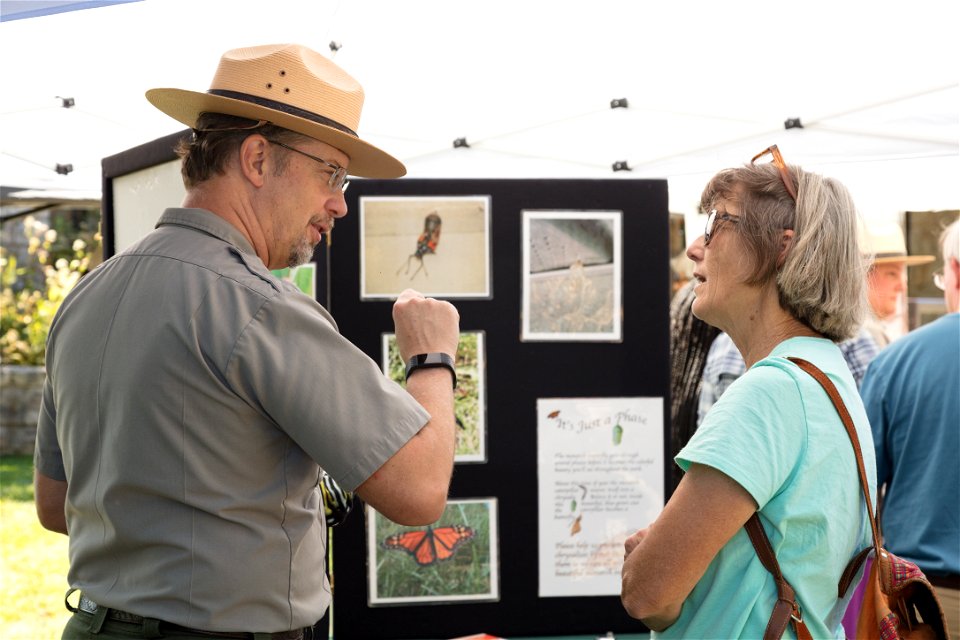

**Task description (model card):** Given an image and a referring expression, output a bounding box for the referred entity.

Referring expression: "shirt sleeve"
[680,364,807,509]
[227,291,430,491]
[34,375,66,481]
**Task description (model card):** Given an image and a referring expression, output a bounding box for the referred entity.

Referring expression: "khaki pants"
[934,585,959,640]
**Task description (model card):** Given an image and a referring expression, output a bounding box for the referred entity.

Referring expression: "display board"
[102,139,671,637]
[329,178,670,639]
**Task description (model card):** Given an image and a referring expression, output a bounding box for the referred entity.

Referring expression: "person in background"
[33,44,460,640]
[861,221,935,347]
[859,219,960,639]
[668,279,720,492]
[697,325,877,426]
[621,146,875,638]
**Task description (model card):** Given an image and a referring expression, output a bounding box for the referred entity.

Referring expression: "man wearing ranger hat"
[862,221,935,347]
[34,44,460,640]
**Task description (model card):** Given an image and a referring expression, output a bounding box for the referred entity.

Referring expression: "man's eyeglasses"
[265,139,350,192]
[933,269,945,291]
[704,209,740,246]
[751,144,798,201]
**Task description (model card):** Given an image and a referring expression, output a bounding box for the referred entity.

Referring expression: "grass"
[0,455,71,639]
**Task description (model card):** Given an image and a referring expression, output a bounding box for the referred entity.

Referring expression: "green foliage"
[0,216,99,365]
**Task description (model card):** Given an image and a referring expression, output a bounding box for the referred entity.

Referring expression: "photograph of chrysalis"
[360,195,491,299]
[522,210,623,342]
[366,498,499,606]
[382,331,486,463]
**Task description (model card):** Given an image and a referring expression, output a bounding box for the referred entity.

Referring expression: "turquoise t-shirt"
[663,337,877,639]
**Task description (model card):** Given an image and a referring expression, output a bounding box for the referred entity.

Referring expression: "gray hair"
[942,219,960,262]
[700,163,869,342]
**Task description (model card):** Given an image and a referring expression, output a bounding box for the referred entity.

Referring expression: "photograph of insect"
[383,524,475,566]
[360,195,490,299]
[521,210,623,342]
[367,498,499,605]
[396,211,442,280]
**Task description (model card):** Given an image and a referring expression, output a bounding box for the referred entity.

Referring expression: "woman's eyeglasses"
[704,209,740,246]
[751,144,798,201]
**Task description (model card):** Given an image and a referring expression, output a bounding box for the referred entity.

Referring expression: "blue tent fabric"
[1,1,142,23]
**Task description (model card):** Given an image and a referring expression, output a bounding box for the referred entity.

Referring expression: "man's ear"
[776,229,795,269]
[238,135,268,188]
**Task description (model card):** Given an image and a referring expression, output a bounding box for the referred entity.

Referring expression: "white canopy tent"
[1,0,957,228]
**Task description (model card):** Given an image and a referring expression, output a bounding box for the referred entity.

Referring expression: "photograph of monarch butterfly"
[383,524,475,566]
[359,195,491,300]
[382,331,486,463]
[366,498,500,606]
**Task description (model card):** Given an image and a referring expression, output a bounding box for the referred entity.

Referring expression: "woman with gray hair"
[621,146,877,638]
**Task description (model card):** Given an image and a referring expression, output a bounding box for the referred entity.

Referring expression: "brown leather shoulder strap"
[786,357,882,555]
[745,514,813,639]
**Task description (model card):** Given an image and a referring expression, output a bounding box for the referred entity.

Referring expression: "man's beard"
[287,236,317,268]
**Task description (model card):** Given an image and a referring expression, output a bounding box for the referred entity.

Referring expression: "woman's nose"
[686,235,705,262]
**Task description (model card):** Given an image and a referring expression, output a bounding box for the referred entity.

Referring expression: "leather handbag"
[745,357,949,640]
[789,357,950,640]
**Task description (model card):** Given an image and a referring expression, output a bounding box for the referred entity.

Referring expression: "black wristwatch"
[404,352,457,389]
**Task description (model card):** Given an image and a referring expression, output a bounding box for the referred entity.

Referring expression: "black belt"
[927,573,960,589]
[77,595,305,640]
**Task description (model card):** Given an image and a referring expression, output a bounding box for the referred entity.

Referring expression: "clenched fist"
[392,289,460,362]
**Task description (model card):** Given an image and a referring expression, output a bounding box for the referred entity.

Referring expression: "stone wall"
[1,365,45,456]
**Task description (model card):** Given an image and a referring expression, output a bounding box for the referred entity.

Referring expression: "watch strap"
[404,352,457,389]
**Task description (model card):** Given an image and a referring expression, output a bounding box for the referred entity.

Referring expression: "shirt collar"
[155,208,258,259]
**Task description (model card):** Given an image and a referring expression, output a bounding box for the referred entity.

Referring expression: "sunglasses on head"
[751,144,798,201]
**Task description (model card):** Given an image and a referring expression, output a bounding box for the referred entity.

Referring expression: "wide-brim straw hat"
[862,221,935,266]
[146,43,405,179]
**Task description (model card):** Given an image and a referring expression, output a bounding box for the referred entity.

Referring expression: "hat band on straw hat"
[208,89,358,138]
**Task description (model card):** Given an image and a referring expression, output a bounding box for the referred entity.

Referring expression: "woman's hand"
[620,464,758,630]
[624,527,649,560]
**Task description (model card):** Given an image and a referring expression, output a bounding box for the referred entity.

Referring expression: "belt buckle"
[78,594,99,615]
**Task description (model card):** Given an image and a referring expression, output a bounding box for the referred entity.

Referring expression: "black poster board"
[330,178,671,639]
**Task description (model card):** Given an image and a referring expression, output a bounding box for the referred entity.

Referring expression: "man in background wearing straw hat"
[860,219,960,639]
[34,44,460,640]
[861,221,935,347]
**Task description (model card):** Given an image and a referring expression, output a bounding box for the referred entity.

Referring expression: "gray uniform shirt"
[34,208,429,632]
